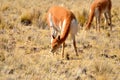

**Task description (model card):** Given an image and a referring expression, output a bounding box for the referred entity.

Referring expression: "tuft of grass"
[112,8,120,23]
[0,13,6,30]
[93,61,113,75]
[31,8,41,27]
[38,12,47,29]
[20,8,41,26]
[0,51,5,61]
[0,13,15,30]
[1,3,10,11]
[91,59,116,80]
[0,23,5,30]
[0,14,1,24]
[20,10,33,26]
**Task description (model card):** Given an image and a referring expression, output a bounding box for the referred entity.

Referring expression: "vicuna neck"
[59,16,72,44]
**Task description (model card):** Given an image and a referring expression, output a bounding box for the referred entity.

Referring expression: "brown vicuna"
[46,6,78,58]
[85,0,112,31]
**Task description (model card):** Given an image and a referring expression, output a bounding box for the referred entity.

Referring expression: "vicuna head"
[50,35,61,53]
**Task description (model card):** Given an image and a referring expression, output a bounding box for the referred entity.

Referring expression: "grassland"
[0,0,120,80]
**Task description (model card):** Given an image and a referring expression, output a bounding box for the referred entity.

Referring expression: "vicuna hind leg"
[104,13,108,29]
[104,11,112,30]
[72,36,78,56]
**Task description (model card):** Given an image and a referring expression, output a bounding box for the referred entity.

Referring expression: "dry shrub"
[31,8,41,27]
[74,9,88,26]
[38,12,47,29]
[20,10,33,26]
[20,8,41,26]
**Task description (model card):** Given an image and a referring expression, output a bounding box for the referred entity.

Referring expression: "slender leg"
[95,17,98,31]
[61,42,65,58]
[104,11,112,31]
[73,36,78,56]
[98,15,100,32]
[95,8,101,32]
[96,16,100,32]
[104,12,108,29]
[108,11,112,31]
[96,14,100,32]
[50,27,54,43]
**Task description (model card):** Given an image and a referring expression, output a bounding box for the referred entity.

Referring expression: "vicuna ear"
[57,35,60,41]
[52,35,55,39]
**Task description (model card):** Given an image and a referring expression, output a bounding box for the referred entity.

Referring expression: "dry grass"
[0,0,120,80]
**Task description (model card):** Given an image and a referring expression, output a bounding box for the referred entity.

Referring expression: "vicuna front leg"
[109,12,112,31]
[96,16,100,32]
[95,8,101,32]
[61,42,65,58]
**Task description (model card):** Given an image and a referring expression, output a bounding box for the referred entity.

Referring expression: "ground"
[0,0,120,80]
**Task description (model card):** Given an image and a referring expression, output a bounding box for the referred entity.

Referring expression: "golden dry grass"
[0,0,120,80]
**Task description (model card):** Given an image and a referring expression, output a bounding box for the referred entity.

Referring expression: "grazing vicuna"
[46,6,78,58]
[85,0,112,31]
